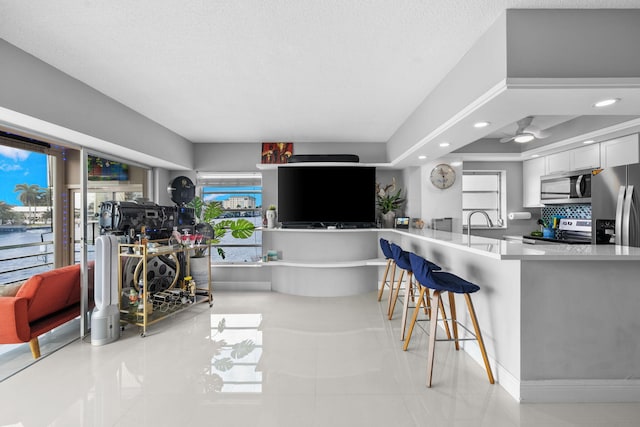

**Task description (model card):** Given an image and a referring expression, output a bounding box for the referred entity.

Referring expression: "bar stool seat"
[404,252,494,387]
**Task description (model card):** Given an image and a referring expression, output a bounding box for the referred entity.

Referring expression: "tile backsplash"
[541,204,591,224]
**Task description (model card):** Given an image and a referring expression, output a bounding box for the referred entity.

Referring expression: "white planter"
[266,210,277,228]
[189,256,211,290]
[382,211,396,228]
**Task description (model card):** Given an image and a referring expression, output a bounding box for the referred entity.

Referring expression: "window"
[73,185,143,264]
[197,172,262,263]
[462,170,506,228]
[1,134,55,285]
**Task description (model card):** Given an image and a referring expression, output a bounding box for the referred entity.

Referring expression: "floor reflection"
[207,313,263,393]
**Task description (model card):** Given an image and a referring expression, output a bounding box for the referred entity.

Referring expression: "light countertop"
[264,226,640,261]
[384,228,640,261]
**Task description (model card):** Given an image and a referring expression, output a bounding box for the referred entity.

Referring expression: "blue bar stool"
[377,239,397,314]
[404,252,495,387]
[389,244,447,341]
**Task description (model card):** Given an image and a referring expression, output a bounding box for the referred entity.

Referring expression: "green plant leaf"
[216,247,226,259]
[187,196,205,220]
[203,201,224,222]
[217,318,226,333]
[229,218,256,239]
[376,188,405,213]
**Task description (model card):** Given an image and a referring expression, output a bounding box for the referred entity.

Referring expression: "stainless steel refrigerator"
[591,163,640,247]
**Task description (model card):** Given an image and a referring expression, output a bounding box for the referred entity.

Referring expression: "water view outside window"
[201,184,263,263]
[0,146,52,285]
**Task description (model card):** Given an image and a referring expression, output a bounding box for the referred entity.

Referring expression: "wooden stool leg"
[425,288,431,319]
[386,263,399,316]
[402,286,426,351]
[422,288,430,316]
[377,259,391,301]
[464,293,495,384]
[388,269,404,319]
[29,337,41,359]
[448,292,459,350]
[400,272,414,340]
[426,290,441,387]
[437,296,452,340]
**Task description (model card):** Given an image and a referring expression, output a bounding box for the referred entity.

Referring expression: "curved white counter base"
[262,229,380,297]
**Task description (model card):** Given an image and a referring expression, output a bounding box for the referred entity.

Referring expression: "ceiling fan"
[499,116,550,143]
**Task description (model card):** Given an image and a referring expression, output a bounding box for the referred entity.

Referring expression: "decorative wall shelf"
[256,162,394,170]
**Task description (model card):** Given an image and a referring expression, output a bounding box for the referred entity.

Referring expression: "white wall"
[0,39,193,170]
[419,160,463,233]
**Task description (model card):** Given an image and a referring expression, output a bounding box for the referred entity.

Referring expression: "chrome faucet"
[467,210,494,242]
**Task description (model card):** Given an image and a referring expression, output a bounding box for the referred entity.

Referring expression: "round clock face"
[430,164,456,189]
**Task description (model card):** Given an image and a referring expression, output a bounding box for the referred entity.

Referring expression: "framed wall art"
[261,142,293,164]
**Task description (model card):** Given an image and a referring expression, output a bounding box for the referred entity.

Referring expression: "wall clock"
[430,163,456,189]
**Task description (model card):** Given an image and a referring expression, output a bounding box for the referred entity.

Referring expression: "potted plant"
[375,178,405,228]
[186,196,256,285]
[188,196,256,259]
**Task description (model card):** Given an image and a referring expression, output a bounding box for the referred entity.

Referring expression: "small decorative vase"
[266,210,277,228]
[382,211,396,228]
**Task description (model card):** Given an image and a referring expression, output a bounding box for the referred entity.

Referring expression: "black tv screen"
[278,166,376,227]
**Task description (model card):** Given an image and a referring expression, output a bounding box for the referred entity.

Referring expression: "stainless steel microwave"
[540,169,592,204]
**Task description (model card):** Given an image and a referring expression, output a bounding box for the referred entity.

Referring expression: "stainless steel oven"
[540,169,592,204]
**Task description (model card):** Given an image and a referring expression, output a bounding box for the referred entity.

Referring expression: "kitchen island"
[264,227,640,402]
[380,228,640,403]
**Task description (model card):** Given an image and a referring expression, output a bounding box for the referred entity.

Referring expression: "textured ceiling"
[1,0,639,145]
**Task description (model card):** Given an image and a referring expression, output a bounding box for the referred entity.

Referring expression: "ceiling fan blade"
[499,135,516,143]
[515,116,534,133]
[525,126,550,139]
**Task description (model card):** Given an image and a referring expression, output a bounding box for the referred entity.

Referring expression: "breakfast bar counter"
[390,227,640,261]
[379,228,640,403]
[262,227,640,402]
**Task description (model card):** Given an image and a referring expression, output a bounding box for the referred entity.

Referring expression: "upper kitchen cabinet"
[546,144,600,175]
[545,151,571,175]
[600,134,640,169]
[571,144,600,171]
[523,156,546,207]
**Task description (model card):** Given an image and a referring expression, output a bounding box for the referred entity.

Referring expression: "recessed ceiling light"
[531,154,540,158]
[451,161,462,167]
[594,98,620,108]
[418,155,427,160]
[474,121,490,128]
[514,134,535,143]
[439,142,450,147]
[583,140,596,144]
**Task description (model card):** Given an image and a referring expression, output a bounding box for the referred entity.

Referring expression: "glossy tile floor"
[2,291,640,426]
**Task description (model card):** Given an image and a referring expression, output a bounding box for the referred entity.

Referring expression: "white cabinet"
[571,144,600,170]
[600,134,640,168]
[546,151,571,175]
[522,156,546,207]
[545,145,599,175]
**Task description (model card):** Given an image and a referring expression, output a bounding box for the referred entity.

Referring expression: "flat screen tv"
[278,166,376,228]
